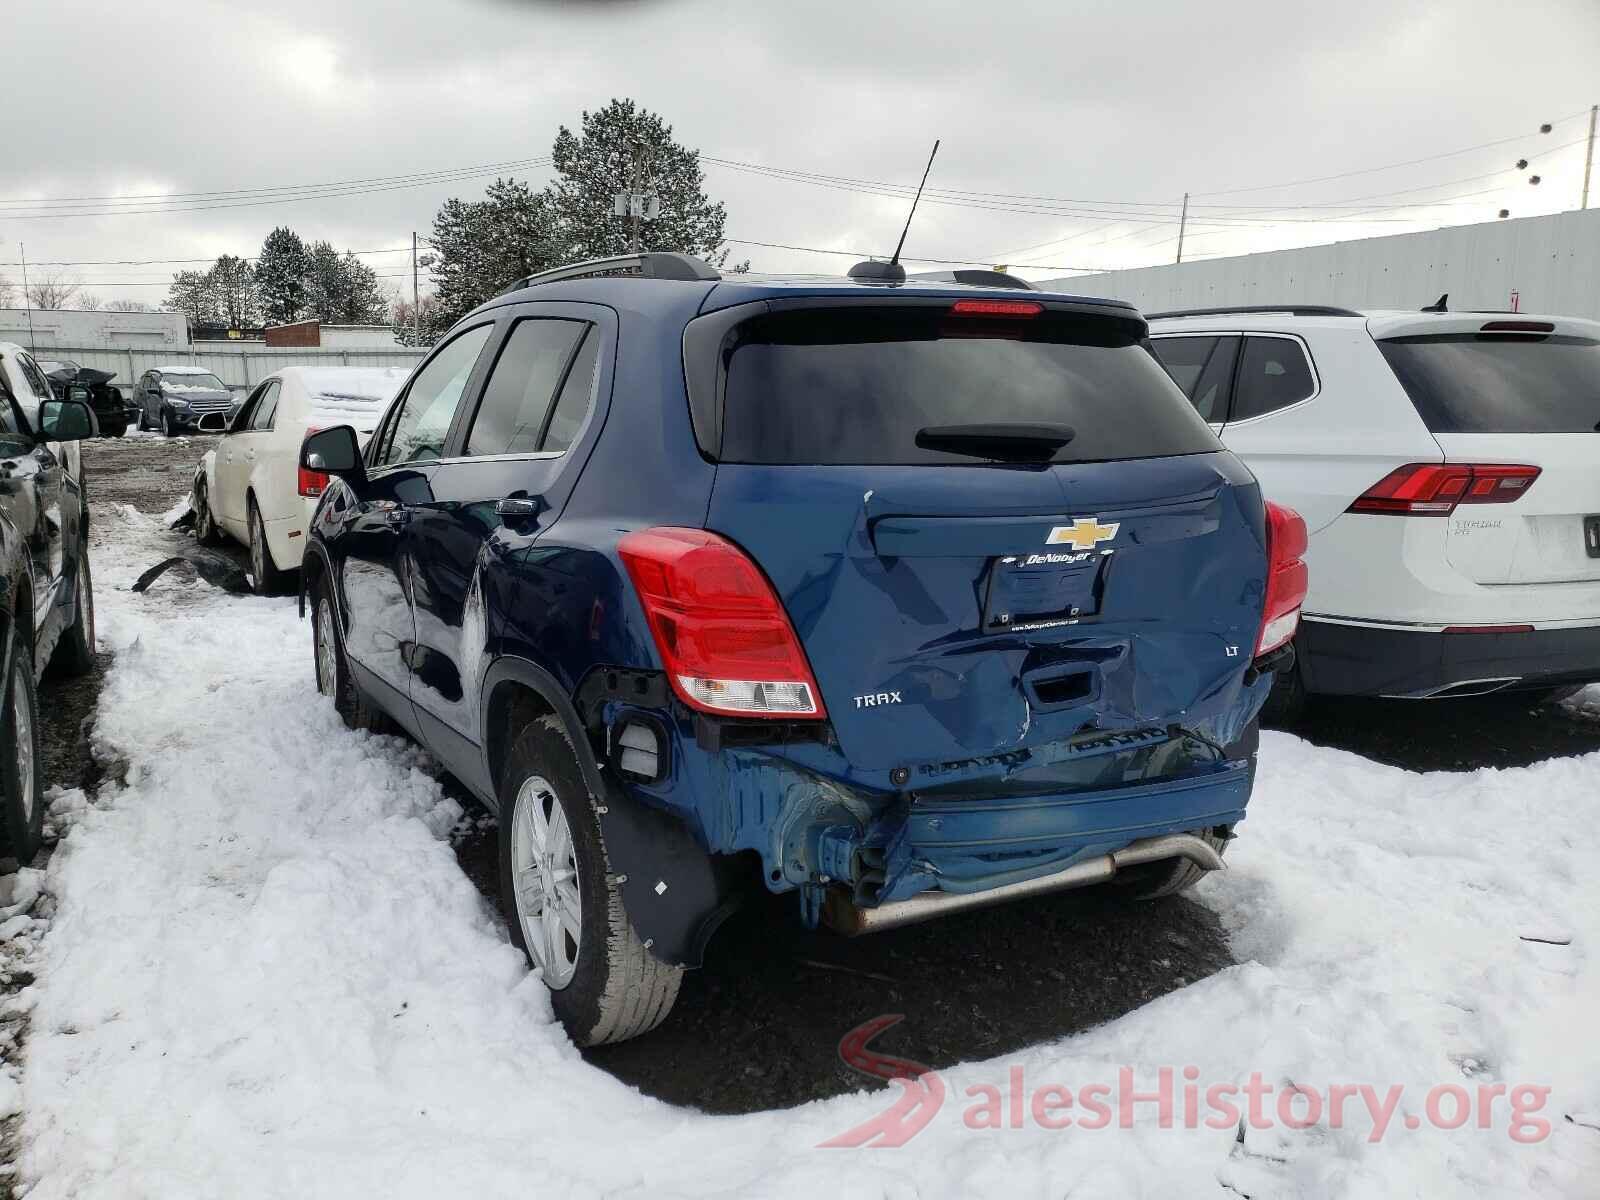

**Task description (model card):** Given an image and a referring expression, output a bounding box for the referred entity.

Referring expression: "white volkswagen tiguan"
[1146,304,1600,714]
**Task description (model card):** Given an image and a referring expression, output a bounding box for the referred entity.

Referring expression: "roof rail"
[907,268,1039,291]
[1145,304,1363,319]
[501,252,721,295]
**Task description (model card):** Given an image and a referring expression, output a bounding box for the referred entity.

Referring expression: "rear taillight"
[1349,463,1539,516]
[1257,501,1308,659]
[618,527,826,719]
[298,426,329,497]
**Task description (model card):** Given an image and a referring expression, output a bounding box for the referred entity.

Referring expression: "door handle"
[495,496,541,520]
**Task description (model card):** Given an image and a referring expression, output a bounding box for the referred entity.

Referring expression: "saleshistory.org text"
[820,1016,1552,1148]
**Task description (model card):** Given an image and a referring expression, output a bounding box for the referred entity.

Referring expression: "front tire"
[53,544,96,676]
[248,500,291,595]
[310,575,390,733]
[498,714,682,1046]
[194,480,222,547]
[160,408,176,438]
[0,634,43,864]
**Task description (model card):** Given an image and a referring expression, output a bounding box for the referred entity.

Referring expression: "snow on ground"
[12,495,1600,1198]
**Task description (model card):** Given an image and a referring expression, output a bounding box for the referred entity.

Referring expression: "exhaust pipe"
[821,833,1225,936]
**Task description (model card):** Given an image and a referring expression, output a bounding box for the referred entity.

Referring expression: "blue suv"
[299,253,1307,1045]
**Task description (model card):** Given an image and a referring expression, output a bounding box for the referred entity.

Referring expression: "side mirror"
[39,399,96,442]
[301,425,365,485]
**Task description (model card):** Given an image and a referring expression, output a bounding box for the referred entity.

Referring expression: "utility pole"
[1582,104,1597,210]
[1175,193,1190,265]
[629,142,643,254]
[18,244,35,353]
[411,231,420,345]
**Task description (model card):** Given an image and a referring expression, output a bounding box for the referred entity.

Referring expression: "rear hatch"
[1374,315,1600,586]
[694,296,1270,771]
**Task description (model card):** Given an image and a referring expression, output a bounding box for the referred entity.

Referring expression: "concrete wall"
[0,307,187,348]
[1038,208,1600,319]
[41,342,425,394]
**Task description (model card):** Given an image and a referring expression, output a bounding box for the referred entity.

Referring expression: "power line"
[0,161,552,221]
[1190,108,1592,196]
[0,246,415,268]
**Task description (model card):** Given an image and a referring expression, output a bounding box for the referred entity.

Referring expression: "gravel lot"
[35,434,1600,1119]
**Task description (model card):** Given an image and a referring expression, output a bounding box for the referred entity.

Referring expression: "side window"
[229,382,265,433]
[1149,335,1239,423]
[0,371,23,443]
[376,324,493,468]
[540,329,600,454]
[250,380,281,431]
[17,354,51,401]
[465,319,589,458]
[1232,336,1315,422]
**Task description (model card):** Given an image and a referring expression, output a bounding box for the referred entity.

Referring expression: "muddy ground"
[33,433,1600,1119]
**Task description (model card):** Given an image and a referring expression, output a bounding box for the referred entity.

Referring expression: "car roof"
[153,363,221,375]
[475,270,1140,323]
[1147,308,1600,340]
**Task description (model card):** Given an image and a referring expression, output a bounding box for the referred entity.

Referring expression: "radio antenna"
[890,139,940,268]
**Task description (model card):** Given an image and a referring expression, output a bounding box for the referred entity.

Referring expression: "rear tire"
[310,575,391,734]
[52,544,96,677]
[498,714,682,1046]
[248,500,291,596]
[1259,643,1310,727]
[0,634,43,864]
[1124,826,1230,900]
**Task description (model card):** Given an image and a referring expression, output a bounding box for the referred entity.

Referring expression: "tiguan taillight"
[1257,501,1309,659]
[618,527,826,719]
[1349,463,1539,516]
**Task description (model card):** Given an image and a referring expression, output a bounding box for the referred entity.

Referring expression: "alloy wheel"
[315,598,339,698]
[509,775,582,988]
[12,668,33,824]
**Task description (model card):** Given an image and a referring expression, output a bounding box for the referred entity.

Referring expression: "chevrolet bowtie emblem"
[1046,518,1120,550]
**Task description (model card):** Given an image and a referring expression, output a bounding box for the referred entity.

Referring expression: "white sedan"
[194,367,409,593]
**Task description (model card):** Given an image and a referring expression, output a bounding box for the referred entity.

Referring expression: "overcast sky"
[4,0,1599,307]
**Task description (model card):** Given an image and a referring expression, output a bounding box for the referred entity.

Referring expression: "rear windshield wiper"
[915,422,1076,463]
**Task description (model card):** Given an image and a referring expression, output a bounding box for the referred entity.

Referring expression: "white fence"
[1038,208,1600,321]
[42,342,425,394]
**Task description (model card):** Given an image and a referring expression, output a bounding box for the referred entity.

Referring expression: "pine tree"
[207,254,260,328]
[425,178,568,336]
[549,98,735,265]
[255,227,311,324]
[167,270,217,328]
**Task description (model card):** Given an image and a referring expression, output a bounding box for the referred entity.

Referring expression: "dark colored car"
[299,252,1307,1046]
[0,374,97,864]
[134,366,234,435]
[38,360,136,437]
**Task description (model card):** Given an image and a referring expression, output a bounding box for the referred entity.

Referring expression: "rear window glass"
[718,308,1218,465]
[1379,334,1600,433]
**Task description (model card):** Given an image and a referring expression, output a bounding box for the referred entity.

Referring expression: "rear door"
[1376,320,1600,586]
[698,299,1270,770]
[405,303,609,769]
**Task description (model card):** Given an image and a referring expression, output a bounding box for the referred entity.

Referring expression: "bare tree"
[104,299,157,313]
[25,271,85,310]
[77,292,102,311]
[0,276,15,307]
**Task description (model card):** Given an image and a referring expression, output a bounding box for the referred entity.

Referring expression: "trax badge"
[1047,518,1120,550]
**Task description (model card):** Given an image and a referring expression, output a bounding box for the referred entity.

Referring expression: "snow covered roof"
[155,364,220,375]
[282,366,410,428]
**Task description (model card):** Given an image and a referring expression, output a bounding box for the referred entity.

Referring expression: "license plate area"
[982,551,1109,632]
[1586,515,1600,560]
